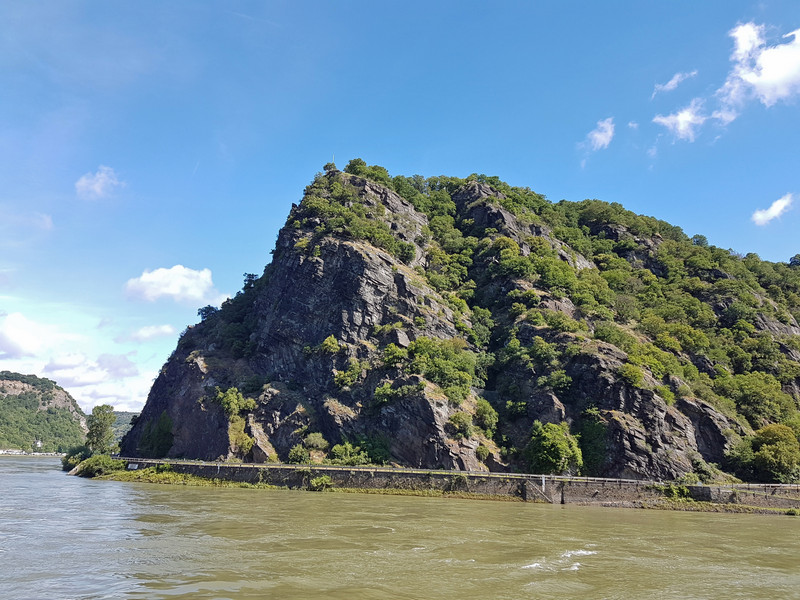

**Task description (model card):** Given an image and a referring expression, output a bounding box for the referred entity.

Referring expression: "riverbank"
[96,458,800,515]
[1,449,65,456]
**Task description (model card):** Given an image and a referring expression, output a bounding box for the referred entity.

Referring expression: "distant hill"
[112,411,138,444]
[0,371,87,452]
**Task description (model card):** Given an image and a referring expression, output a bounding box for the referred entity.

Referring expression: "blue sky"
[1,1,799,412]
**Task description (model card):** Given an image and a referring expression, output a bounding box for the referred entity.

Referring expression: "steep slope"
[0,372,87,452]
[121,161,800,482]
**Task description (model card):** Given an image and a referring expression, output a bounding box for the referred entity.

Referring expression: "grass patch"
[100,467,279,489]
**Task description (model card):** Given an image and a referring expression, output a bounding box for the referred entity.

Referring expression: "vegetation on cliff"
[122,160,800,483]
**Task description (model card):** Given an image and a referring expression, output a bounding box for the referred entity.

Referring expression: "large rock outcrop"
[121,165,792,481]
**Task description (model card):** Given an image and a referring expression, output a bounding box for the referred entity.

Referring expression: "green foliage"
[524,421,583,475]
[62,445,92,471]
[397,336,481,404]
[309,474,334,491]
[288,443,310,464]
[333,358,365,388]
[354,434,391,464]
[0,386,86,453]
[296,167,416,263]
[139,411,174,458]
[537,369,573,393]
[76,454,125,478]
[86,404,116,455]
[327,441,370,465]
[304,432,329,451]
[714,372,795,428]
[228,414,254,455]
[616,363,645,388]
[476,444,490,462]
[594,322,636,352]
[577,407,608,476]
[727,424,800,483]
[448,411,474,439]
[474,398,499,436]
[214,387,257,417]
[382,343,408,367]
[318,335,341,354]
[372,381,421,407]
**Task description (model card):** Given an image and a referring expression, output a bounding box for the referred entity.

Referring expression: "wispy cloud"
[652,70,698,99]
[123,324,177,342]
[652,98,707,142]
[752,193,793,226]
[584,117,615,151]
[652,23,800,144]
[125,265,227,305]
[75,165,124,200]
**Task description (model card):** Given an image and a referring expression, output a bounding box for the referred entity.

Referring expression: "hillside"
[0,372,87,453]
[112,411,138,444]
[121,160,800,483]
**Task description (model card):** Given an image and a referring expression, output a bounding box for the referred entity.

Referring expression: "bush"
[474,398,499,436]
[476,444,490,462]
[288,444,310,464]
[62,445,92,471]
[215,387,257,416]
[309,475,334,491]
[448,411,474,439]
[333,358,364,388]
[304,432,330,451]
[729,424,800,483]
[318,335,341,354]
[524,421,583,475]
[76,455,125,478]
[327,441,370,465]
[616,363,645,388]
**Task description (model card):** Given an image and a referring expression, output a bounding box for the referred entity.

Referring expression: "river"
[1,456,798,599]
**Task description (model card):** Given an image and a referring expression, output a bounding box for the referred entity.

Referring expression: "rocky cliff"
[121,161,800,482]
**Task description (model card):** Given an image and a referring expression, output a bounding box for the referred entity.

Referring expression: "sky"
[1,1,799,413]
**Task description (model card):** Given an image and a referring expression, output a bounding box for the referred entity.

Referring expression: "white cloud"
[75,165,124,200]
[585,117,615,151]
[752,193,793,226]
[652,98,707,141]
[0,209,55,248]
[126,324,177,342]
[628,121,639,130]
[97,353,139,378]
[0,307,161,412]
[0,312,56,357]
[652,70,698,99]
[718,23,800,118]
[125,264,226,305]
[42,352,138,388]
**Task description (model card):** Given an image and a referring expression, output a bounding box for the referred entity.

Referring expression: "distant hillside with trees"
[0,372,87,453]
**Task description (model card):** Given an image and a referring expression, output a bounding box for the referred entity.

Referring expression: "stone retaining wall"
[121,459,800,510]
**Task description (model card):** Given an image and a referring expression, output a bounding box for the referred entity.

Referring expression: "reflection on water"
[1,456,798,600]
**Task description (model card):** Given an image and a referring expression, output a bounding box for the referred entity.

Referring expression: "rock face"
[121,165,792,481]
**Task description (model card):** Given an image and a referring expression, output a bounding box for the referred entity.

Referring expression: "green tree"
[524,421,583,475]
[86,404,115,454]
[728,424,800,483]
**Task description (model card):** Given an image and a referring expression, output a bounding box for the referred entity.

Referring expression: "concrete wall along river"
[119,458,800,510]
